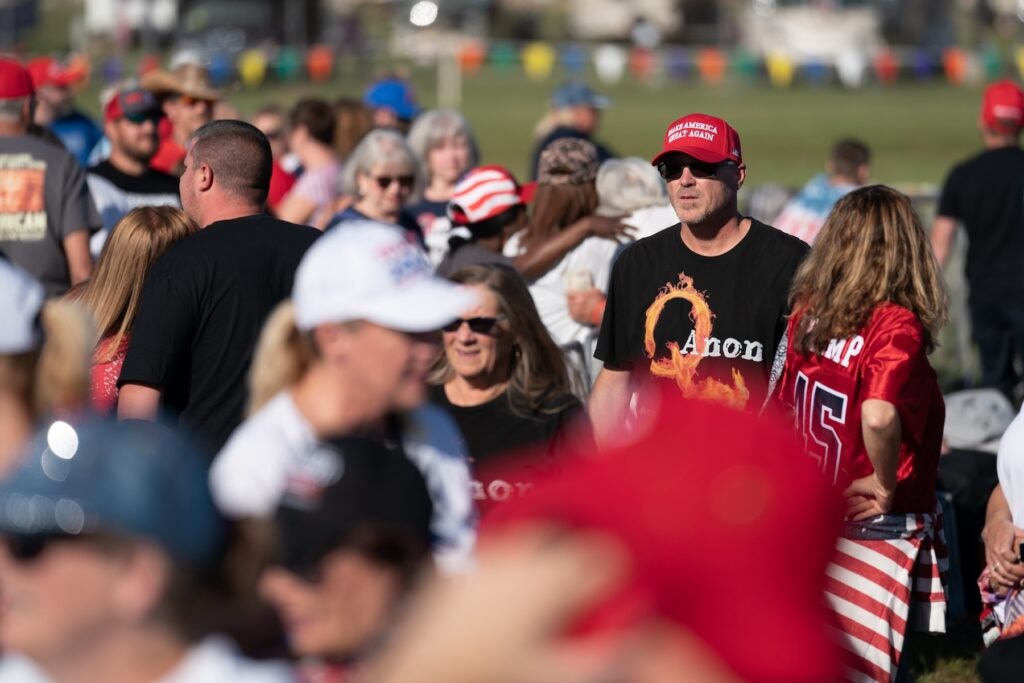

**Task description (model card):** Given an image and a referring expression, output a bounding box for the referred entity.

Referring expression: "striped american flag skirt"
[824,504,948,683]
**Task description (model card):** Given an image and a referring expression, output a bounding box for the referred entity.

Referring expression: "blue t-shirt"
[50,110,103,167]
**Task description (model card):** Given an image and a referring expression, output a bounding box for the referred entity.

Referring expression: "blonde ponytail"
[247,301,316,415]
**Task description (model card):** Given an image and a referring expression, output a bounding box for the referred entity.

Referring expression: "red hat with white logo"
[651,113,743,166]
[26,56,77,89]
[981,80,1024,134]
[0,58,35,99]
[448,165,533,226]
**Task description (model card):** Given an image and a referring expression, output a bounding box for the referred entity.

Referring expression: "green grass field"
[78,63,987,188]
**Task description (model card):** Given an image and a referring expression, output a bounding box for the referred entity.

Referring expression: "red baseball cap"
[484,384,843,683]
[0,58,34,99]
[26,56,77,89]
[981,80,1024,134]
[652,112,743,166]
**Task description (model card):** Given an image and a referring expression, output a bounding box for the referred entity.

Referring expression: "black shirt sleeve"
[936,163,963,219]
[118,258,198,391]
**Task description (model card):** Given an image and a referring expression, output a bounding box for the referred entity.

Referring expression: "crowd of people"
[4,50,1024,682]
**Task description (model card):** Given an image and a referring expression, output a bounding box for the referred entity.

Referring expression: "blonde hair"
[247,301,317,415]
[79,206,197,363]
[0,300,94,418]
[789,185,949,355]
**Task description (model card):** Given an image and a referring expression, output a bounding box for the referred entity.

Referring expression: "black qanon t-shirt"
[118,214,320,453]
[595,219,808,411]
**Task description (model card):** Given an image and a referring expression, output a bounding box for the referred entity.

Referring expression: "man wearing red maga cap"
[932,80,1024,401]
[589,113,808,447]
[0,58,97,297]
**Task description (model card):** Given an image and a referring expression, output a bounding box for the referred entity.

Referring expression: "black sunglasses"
[2,533,79,562]
[123,111,161,125]
[657,159,732,181]
[374,175,415,190]
[441,316,506,335]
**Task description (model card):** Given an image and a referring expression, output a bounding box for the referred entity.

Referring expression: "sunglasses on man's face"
[122,112,161,125]
[177,95,213,108]
[657,159,732,181]
[2,533,82,563]
[441,316,507,335]
[374,175,415,190]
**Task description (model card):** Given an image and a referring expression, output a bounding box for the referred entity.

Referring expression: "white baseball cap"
[0,259,44,354]
[293,221,477,332]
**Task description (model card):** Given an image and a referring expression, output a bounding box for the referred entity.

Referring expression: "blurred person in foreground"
[932,80,1024,401]
[26,56,101,168]
[0,58,97,297]
[76,206,197,415]
[274,98,341,230]
[258,432,435,680]
[406,109,479,244]
[529,82,615,180]
[117,120,320,454]
[86,85,181,258]
[504,138,630,348]
[328,129,422,241]
[589,113,807,449]
[366,390,843,683]
[0,259,91,471]
[773,138,871,245]
[777,185,949,683]
[250,105,296,212]
[210,221,477,573]
[436,165,528,277]
[0,419,293,682]
[140,63,220,176]
[428,264,593,512]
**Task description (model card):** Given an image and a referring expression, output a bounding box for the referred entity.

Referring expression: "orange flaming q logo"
[643,273,749,409]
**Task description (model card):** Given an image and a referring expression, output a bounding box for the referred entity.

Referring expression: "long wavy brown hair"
[789,184,948,354]
[79,206,197,362]
[428,264,575,414]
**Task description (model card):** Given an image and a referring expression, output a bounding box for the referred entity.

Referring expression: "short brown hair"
[190,120,272,205]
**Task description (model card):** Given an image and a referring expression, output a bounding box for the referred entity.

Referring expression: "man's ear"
[734,164,746,191]
[196,162,214,192]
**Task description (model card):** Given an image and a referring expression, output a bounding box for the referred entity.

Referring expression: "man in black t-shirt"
[932,81,1024,400]
[589,113,808,449]
[86,86,180,257]
[117,120,319,453]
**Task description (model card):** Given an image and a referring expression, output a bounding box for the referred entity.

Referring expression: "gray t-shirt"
[0,135,99,297]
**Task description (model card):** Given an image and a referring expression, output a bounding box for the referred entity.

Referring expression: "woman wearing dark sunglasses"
[429,264,594,512]
[328,129,423,243]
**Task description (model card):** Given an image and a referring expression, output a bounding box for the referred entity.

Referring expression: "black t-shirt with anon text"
[937,146,1024,302]
[595,219,808,411]
[118,214,320,453]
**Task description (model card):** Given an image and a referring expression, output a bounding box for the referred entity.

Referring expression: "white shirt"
[210,392,476,573]
[998,404,1024,526]
[504,231,619,347]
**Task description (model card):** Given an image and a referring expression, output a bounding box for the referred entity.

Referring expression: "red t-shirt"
[150,137,186,176]
[778,302,944,513]
[266,160,297,210]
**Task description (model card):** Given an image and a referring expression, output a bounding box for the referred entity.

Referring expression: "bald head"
[189,120,272,206]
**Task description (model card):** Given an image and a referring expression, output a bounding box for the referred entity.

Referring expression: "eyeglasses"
[374,175,415,190]
[657,159,733,181]
[441,316,507,335]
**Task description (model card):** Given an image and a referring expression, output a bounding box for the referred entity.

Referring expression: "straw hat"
[140,63,221,102]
